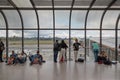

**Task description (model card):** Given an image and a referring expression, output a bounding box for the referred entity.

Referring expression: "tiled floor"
[0,61,120,80]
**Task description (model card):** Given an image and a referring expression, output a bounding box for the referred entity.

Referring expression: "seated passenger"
[29,51,45,65]
[7,50,18,65]
[97,51,111,65]
[17,51,27,64]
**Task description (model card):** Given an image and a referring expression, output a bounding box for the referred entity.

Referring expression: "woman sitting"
[29,51,45,65]
[17,51,27,64]
[97,51,111,65]
[7,50,18,65]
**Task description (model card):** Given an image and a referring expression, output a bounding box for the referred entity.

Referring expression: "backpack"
[78,58,84,62]
[54,43,60,51]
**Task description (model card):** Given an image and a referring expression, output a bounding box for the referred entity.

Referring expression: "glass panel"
[55,11,70,29]
[0,0,12,7]
[102,30,115,61]
[92,0,113,8]
[20,10,37,29]
[111,0,120,8]
[3,10,21,29]
[55,30,69,60]
[102,11,120,29]
[12,0,32,7]
[33,0,52,8]
[74,0,92,8]
[71,30,85,61]
[117,17,120,29]
[0,13,6,28]
[71,11,86,29]
[87,30,100,62]
[118,30,120,62]
[8,30,22,55]
[87,10,103,29]
[54,0,72,8]
[38,10,53,29]
[39,30,53,61]
[0,30,6,59]
[24,30,37,55]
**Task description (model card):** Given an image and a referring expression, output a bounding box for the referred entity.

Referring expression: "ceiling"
[0,0,119,9]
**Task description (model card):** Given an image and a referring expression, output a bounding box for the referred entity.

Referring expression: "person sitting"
[29,51,45,65]
[97,51,106,64]
[7,50,18,65]
[17,51,27,64]
[97,51,111,65]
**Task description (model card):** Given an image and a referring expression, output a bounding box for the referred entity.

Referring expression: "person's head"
[37,50,39,54]
[61,40,65,43]
[21,51,24,55]
[56,40,58,43]
[75,38,78,42]
[12,50,15,54]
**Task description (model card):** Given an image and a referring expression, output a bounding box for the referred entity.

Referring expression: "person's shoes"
[75,60,78,62]
[39,62,42,65]
[54,61,57,63]
[30,62,33,65]
[0,60,4,62]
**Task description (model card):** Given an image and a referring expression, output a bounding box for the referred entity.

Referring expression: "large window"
[39,30,53,60]
[55,11,70,29]
[21,10,37,29]
[0,13,6,29]
[38,10,53,29]
[3,10,22,29]
[8,30,22,54]
[24,30,37,54]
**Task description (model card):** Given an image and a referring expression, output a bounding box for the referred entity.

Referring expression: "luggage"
[78,58,84,62]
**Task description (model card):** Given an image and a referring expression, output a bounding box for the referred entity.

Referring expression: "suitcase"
[78,58,84,62]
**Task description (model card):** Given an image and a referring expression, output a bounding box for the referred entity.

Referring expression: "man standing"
[73,38,81,62]
[0,39,5,62]
[92,42,99,62]
[53,40,60,62]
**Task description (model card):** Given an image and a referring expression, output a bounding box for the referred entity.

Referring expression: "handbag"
[0,46,5,50]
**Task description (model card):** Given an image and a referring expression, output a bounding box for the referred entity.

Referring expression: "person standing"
[0,39,5,62]
[53,40,60,63]
[73,38,81,62]
[92,42,99,62]
[59,40,68,62]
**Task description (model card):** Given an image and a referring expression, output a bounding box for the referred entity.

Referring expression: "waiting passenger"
[97,51,111,65]
[73,38,82,62]
[97,51,107,64]
[92,42,99,62]
[17,51,27,64]
[7,50,18,65]
[29,51,45,65]
[59,40,68,62]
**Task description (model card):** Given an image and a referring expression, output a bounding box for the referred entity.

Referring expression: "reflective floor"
[0,61,120,80]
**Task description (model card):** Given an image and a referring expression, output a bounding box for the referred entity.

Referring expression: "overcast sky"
[0,10,120,38]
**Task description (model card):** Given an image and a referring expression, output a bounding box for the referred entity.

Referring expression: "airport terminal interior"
[0,0,120,80]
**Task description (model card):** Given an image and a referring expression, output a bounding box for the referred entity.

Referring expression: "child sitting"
[29,51,45,65]
[7,50,18,65]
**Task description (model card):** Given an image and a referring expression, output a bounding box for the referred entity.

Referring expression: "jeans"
[54,50,58,62]
[93,49,99,62]
[0,51,3,61]
[29,55,42,63]
[17,57,26,63]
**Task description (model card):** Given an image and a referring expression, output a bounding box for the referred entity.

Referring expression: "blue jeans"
[29,55,42,63]
[93,49,99,62]
[17,57,26,63]
[54,50,58,62]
